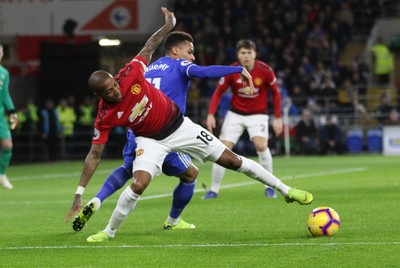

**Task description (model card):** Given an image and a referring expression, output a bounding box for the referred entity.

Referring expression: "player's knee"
[179,164,198,182]
[216,150,242,170]
[253,140,268,152]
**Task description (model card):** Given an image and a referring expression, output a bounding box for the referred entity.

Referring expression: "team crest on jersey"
[181,60,191,66]
[93,128,100,140]
[131,83,141,94]
[254,77,263,86]
[136,148,144,156]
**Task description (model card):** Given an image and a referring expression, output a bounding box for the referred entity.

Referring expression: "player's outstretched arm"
[138,7,176,63]
[65,143,105,223]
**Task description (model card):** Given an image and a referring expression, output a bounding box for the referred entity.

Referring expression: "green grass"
[1,155,399,267]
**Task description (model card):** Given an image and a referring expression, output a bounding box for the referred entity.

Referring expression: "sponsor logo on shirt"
[93,128,100,140]
[131,83,141,94]
[136,148,144,156]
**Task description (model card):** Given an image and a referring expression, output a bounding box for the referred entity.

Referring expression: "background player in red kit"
[65,7,313,243]
[204,39,283,199]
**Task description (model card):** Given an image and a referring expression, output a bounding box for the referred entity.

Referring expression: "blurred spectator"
[27,98,39,133]
[319,115,344,154]
[57,98,76,138]
[370,37,394,84]
[57,98,77,156]
[283,96,300,116]
[77,95,96,132]
[387,109,400,125]
[296,109,318,154]
[39,99,61,161]
[319,71,338,112]
[337,78,367,116]
[375,93,394,125]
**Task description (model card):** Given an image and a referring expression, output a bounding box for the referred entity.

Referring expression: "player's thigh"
[0,119,11,142]
[245,114,269,140]
[165,117,226,163]
[162,152,191,177]
[219,111,245,144]
[133,137,169,178]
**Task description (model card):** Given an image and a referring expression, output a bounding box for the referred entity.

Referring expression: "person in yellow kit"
[370,37,394,84]
[57,98,77,157]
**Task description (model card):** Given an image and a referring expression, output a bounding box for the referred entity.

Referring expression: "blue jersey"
[145,56,242,114]
[145,57,193,114]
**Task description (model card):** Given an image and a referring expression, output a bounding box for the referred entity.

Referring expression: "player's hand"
[64,194,83,223]
[9,113,18,130]
[272,118,283,136]
[207,114,216,133]
[161,7,176,28]
[240,68,255,94]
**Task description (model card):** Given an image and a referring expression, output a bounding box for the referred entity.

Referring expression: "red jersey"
[92,56,181,144]
[208,60,281,118]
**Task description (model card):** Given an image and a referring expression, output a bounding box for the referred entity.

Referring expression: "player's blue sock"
[95,166,132,202]
[169,179,196,219]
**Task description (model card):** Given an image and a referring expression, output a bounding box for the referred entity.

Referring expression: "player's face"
[237,48,256,69]
[175,41,195,62]
[97,77,123,103]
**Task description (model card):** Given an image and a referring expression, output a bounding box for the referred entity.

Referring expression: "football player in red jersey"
[204,39,283,199]
[65,8,312,243]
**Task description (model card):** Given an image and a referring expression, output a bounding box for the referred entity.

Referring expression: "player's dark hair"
[236,39,256,51]
[164,31,193,52]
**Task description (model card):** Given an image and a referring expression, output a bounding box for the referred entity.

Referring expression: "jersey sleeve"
[131,56,149,75]
[187,64,243,78]
[267,73,282,118]
[92,124,112,144]
[208,76,232,115]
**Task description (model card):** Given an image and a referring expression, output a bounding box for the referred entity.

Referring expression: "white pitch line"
[1,241,400,250]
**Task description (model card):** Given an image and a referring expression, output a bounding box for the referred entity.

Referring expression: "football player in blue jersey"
[69,31,251,232]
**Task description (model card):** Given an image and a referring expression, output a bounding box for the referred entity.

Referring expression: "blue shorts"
[123,130,191,177]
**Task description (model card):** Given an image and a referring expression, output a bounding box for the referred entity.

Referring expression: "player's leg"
[165,117,311,205]
[87,137,168,242]
[246,114,277,198]
[203,111,243,199]
[162,152,197,229]
[73,132,135,232]
[0,123,14,189]
[213,148,313,205]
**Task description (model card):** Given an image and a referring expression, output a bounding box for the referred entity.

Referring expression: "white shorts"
[219,111,269,144]
[132,117,226,177]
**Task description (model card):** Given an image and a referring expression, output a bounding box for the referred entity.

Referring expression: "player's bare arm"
[272,118,283,136]
[206,114,216,133]
[65,143,105,222]
[138,7,176,63]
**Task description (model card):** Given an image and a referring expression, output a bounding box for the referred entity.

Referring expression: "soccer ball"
[307,207,340,236]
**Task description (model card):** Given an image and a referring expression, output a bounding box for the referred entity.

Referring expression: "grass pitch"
[1,155,399,267]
